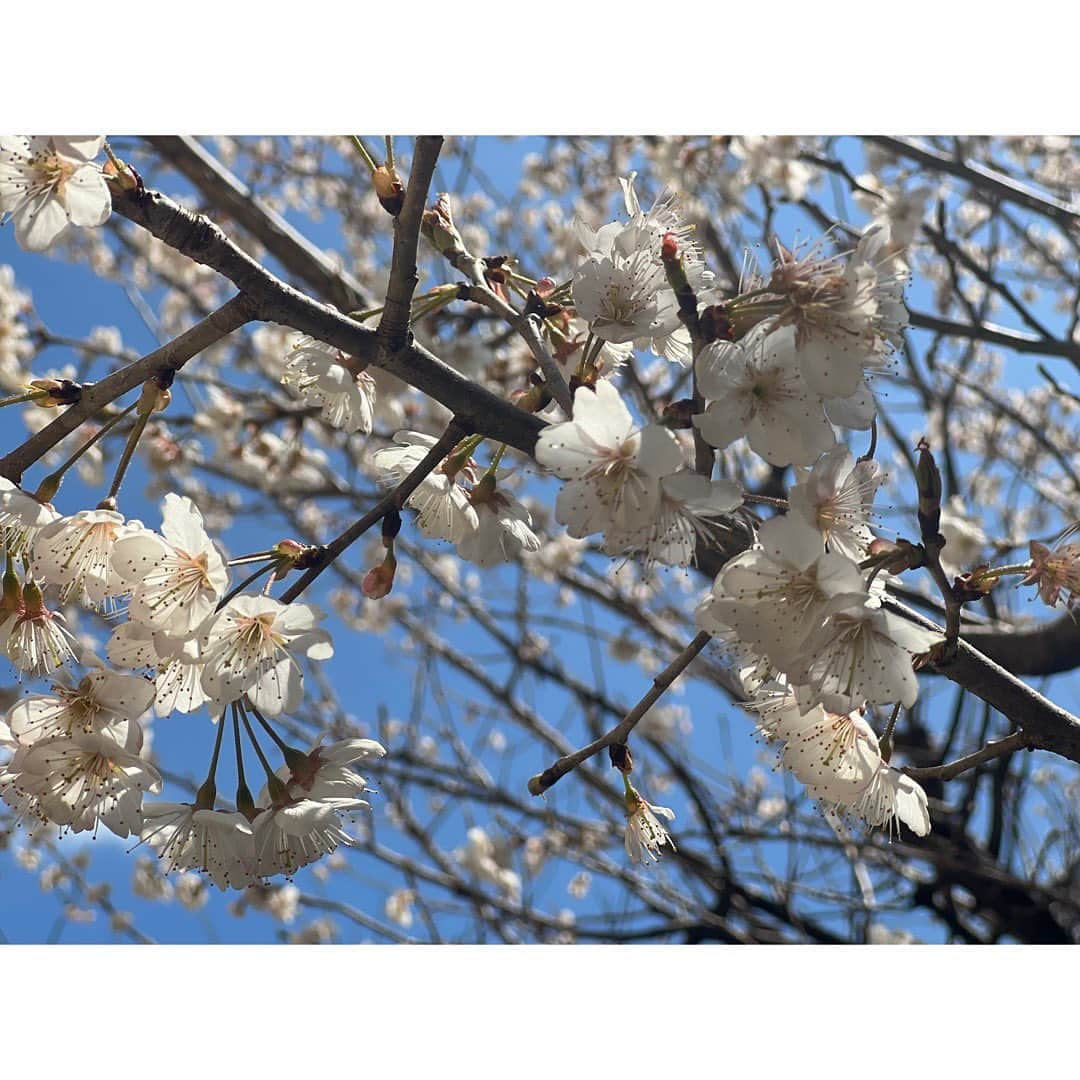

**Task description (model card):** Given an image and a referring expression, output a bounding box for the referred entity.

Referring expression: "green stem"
[351,136,379,176]
[383,135,395,170]
[105,404,154,502]
[34,400,139,501]
[0,389,49,409]
[238,702,281,786]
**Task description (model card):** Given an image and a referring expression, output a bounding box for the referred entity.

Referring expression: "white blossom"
[111,493,229,638]
[32,508,142,607]
[695,325,836,467]
[200,595,333,716]
[282,336,376,434]
[535,380,682,539]
[0,137,111,252]
[372,431,479,543]
[789,445,882,560]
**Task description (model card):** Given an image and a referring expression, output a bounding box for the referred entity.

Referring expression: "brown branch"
[109,182,545,456]
[0,295,254,484]
[279,418,469,603]
[145,135,368,312]
[867,136,1080,231]
[527,631,712,796]
[884,596,1080,764]
[377,136,442,350]
[902,730,1031,782]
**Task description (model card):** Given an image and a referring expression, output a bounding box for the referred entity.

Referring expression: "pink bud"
[362,555,397,600]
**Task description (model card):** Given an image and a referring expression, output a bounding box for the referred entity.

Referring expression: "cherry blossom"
[789,445,882,560]
[1,725,161,838]
[6,662,154,745]
[623,779,676,864]
[0,477,59,556]
[32,508,142,607]
[458,479,542,567]
[0,137,111,252]
[281,336,376,435]
[111,493,229,638]
[373,431,479,544]
[535,380,682,539]
[200,595,333,716]
[694,325,836,467]
[768,224,908,398]
[140,802,257,890]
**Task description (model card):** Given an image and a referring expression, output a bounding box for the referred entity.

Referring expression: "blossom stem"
[215,561,278,611]
[246,704,292,754]
[879,702,902,763]
[104,397,156,503]
[33,399,139,502]
[483,443,507,479]
[383,136,395,170]
[232,706,256,818]
[351,136,379,176]
[0,389,49,409]
[980,562,1033,581]
[239,703,281,785]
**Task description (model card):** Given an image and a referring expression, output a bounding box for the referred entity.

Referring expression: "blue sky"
[0,136,1076,943]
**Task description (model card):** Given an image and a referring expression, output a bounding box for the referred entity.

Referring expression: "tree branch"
[279,418,469,602]
[902,730,1031,782]
[0,295,254,484]
[109,183,545,455]
[145,135,368,311]
[527,631,712,795]
[377,136,442,349]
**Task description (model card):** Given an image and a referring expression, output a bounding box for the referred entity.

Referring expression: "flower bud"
[867,537,926,574]
[373,164,405,216]
[608,742,633,774]
[661,399,697,429]
[698,305,735,344]
[511,383,553,414]
[915,438,943,542]
[422,193,467,262]
[381,509,402,544]
[29,377,82,407]
[363,548,397,600]
[103,156,142,192]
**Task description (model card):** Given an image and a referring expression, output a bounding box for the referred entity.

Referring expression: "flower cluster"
[536,379,741,567]
[0,486,357,888]
[572,174,713,368]
[373,432,542,568]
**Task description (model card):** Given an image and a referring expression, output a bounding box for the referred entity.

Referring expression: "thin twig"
[903,729,1031,781]
[527,631,712,796]
[279,418,469,603]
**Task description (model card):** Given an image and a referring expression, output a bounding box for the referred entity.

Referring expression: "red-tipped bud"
[363,549,397,600]
[660,232,679,263]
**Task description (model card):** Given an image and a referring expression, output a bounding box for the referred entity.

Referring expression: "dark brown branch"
[109,183,544,456]
[867,136,1080,231]
[902,730,1031,782]
[377,136,442,349]
[145,135,368,312]
[884,596,1080,764]
[0,295,254,484]
[527,631,712,795]
[279,418,469,602]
